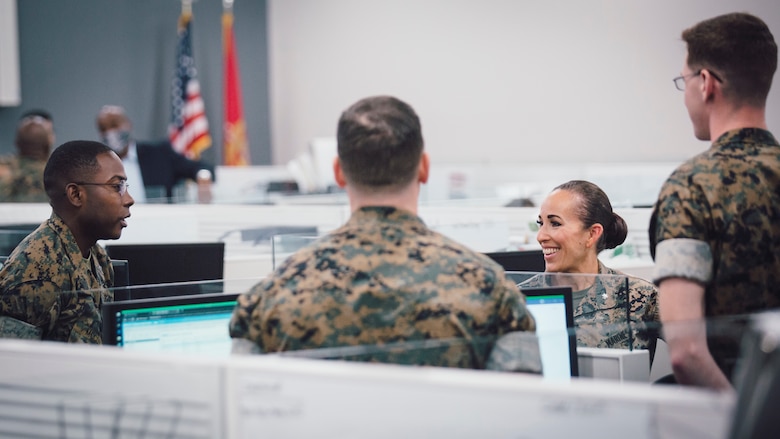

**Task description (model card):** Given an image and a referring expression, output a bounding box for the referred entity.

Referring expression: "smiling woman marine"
[519,180,660,358]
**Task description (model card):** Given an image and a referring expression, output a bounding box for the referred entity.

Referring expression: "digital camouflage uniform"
[519,261,659,357]
[230,206,540,372]
[0,155,48,202]
[650,128,780,380]
[0,213,114,343]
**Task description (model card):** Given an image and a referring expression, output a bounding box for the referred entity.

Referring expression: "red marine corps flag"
[222,0,251,166]
[169,0,212,159]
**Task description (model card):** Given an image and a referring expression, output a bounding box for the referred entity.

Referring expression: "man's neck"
[708,104,767,142]
[346,184,420,215]
[56,212,94,258]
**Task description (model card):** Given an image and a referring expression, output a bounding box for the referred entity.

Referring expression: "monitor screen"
[102,292,239,357]
[522,286,578,380]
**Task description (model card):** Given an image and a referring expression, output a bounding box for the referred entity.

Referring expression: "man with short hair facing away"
[650,12,780,391]
[231,96,539,372]
[0,141,134,342]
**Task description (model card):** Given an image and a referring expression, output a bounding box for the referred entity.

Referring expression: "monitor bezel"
[521,286,579,378]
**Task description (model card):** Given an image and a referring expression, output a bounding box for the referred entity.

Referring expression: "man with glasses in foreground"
[0,141,134,342]
[650,12,780,391]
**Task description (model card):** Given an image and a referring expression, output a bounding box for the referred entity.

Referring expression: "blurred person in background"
[0,110,56,202]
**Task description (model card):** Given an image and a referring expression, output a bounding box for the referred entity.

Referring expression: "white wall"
[268,0,780,165]
[0,0,20,106]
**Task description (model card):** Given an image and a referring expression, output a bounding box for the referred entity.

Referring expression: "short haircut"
[44,141,114,201]
[15,118,51,157]
[20,109,52,122]
[336,96,424,190]
[683,12,778,107]
[554,180,627,253]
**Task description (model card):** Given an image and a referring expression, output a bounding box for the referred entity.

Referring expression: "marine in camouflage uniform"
[650,128,780,380]
[519,261,659,358]
[230,206,540,372]
[0,155,48,202]
[0,213,114,343]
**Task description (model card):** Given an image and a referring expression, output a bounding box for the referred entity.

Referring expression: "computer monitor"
[104,242,225,285]
[485,250,545,277]
[102,292,239,356]
[522,286,578,380]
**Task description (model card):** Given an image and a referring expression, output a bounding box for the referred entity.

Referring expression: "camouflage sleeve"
[0,316,43,339]
[2,281,105,344]
[496,277,536,334]
[62,290,104,344]
[651,167,711,243]
[486,277,541,373]
[627,276,661,353]
[0,280,61,335]
[652,238,713,285]
[650,168,713,284]
[229,281,268,351]
[486,331,543,374]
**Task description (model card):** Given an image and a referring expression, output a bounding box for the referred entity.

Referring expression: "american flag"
[168,11,212,159]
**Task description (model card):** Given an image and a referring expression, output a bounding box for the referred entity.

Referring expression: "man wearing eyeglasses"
[0,141,134,343]
[649,13,780,391]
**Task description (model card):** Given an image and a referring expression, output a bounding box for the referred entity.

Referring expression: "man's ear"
[418,152,430,184]
[333,157,347,188]
[65,183,84,207]
[701,69,718,102]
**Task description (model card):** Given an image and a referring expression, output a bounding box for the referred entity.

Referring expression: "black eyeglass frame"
[71,180,130,196]
[673,69,723,91]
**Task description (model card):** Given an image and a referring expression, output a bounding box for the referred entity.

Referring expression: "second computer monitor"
[102,292,239,355]
[105,242,225,285]
[522,286,578,380]
[485,249,545,273]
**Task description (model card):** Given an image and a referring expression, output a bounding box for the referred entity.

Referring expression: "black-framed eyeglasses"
[72,180,129,196]
[673,69,723,91]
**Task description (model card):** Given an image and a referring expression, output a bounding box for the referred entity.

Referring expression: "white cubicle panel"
[0,340,226,438]
[226,355,733,439]
[0,339,733,439]
[0,202,50,224]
